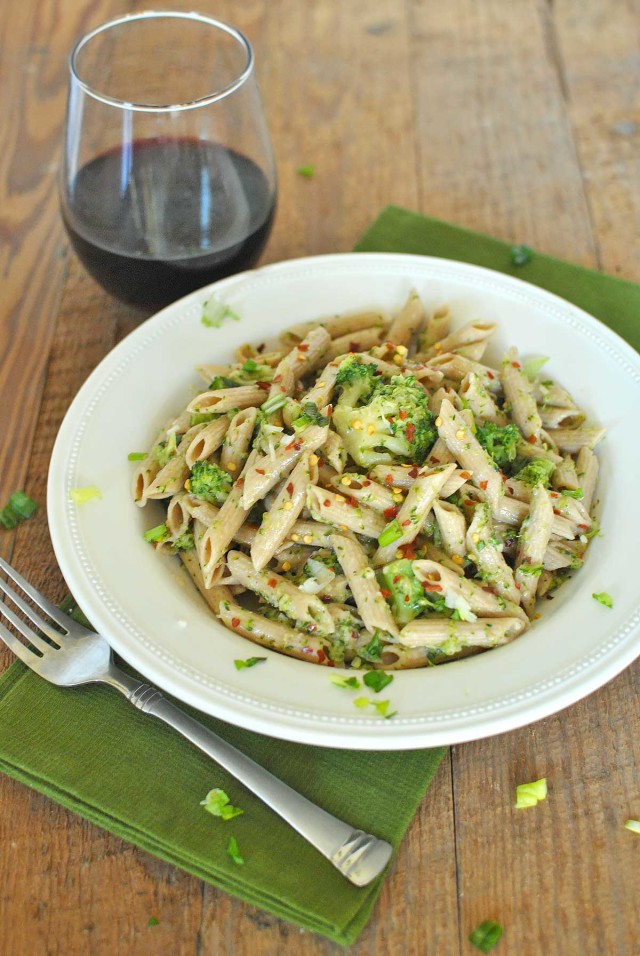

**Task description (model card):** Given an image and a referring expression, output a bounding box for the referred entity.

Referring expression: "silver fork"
[0,554,392,886]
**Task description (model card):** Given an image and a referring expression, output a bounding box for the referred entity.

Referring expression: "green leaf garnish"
[201,297,240,328]
[363,671,394,693]
[624,819,640,834]
[227,836,244,865]
[0,491,39,529]
[592,592,613,609]
[372,699,396,718]
[200,788,244,821]
[143,523,170,543]
[208,375,240,391]
[261,393,288,415]
[469,919,503,952]
[510,244,533,266]
[522,356,549,380]
[353,697,370,708]
[515,777,547,808]
[297,164,315,178]
[147,916,159,927]
[292,402,330,431]
[127,452,146,461]
[331,676,361,689]
[69,486,102,504]
[378,518,403,548]
[234,657,267,670]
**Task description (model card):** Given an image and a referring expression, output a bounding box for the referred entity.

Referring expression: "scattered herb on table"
[234,657,267,671]
[127,452,146,461]
[296,164,315,178]
[227,836,244,865]
[331,676,361,689]
[147,916,159,927]
[592,592,613,609]
[469,919,503,952]
[514,777,547,809]
[200,788,244,821]
[510,244,533,266]
[0,491,38,530]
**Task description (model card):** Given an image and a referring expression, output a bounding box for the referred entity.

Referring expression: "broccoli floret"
[208,375,239,390]
[379,559,428,625]
[334,357,378,407]
[514,457,555,487]
[187,461,232,504]
[333,373,437,467]
[153,431,179,468]
[291,402,330,431]
[476,422,521,469]
[168,531,195,553]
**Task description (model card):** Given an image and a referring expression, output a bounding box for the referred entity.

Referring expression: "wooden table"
[1,1,638,953]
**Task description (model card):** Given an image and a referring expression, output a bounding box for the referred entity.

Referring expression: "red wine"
[62,138,276,308]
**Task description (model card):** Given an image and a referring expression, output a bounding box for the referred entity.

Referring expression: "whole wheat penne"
[307,485,386,538]
[398,616,525,650]
[198,450,259,584]
[185,416,229,468]
[459,372,506,425]
[386,289,425,346]
[413,560,529,624]
[242,424,328,509]
[332,533,400,637]
[515,485,554,614]
[500,347,542,441]
[227,551,335,635]
[218,600,334,664]
[220,407,258,475]
[466,503,520,604]
[427,353,502,394]
[548,427,605,454]
[422,320,496,360]
[329,473,398,513]
[576,446,599,514]
[180,551,232,615]
[251,452,319,570]
[188,384,266,415]
[279,310,388,347]
[436,399,504,516]
[374,463,456,565]
[551,455,581,492]
[145,426,205,500]
[325,326,388,360]
[432,500,467,559]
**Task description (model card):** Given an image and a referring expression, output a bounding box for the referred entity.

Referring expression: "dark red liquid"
[62,138,276,308]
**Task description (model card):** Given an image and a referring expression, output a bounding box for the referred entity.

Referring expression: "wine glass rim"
[69,10,255,112]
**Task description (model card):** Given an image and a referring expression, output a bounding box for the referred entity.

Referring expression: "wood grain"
[0,0,639,954]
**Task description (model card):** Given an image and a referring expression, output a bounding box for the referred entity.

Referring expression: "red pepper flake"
[349,341,360,352]
[546,594,554,601]
[404,595,410,602]
[399,410,408,420]
[511,361,521,368]
[383,506,398,520]
[423,582,443,593]
[267,578,277,588]
[326,404,333,416]
[386,414,395,423]
[527,435,537,445]
[347,497,359,508]
[327,660,335,667]
[384,474,394,485]
[487,371,495,380]
[553,508,561,516]
[463,499,476,507]
[380,588,392,599]
[236,478,245,488]
[393,575,401,584]
[257,381,270,390]
[506,485,513,494]
[501,473,508,483]
[323,499,331,507]
[316,457,325,467]
[297,343,309,352]
[406,423,416,443]
[460,471,471,480]
[285,440,295,450]
[286,482,294,495]
[362,480,371,487]
[409,466,418,479]
[273,375,282,384]
[578,523,589,530]
[280,385,287,393]
[515,582,521,590]
[429,456,438,464]
[293,441,302,451]
[402,519,412,527]
[231,617,240,628]
[316,648,326,662]
[400,543,416,560]
[256,468,266,475]
[480,480,488,491]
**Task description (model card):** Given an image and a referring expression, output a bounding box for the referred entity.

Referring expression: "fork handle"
[111,673,392,887]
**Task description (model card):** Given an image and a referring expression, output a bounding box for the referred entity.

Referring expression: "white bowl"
[48,253,640,749]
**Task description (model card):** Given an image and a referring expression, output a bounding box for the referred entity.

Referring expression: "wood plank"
[552,0,640,279]
[0,0,118,559]
[407,0,598,264]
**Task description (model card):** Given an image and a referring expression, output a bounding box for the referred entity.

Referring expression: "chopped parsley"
[190,411,219,426]
[200,788,244,820]
[363,671,394,693]
[510,243,533,266]
[227,836,244,865]
[234,657,267,670]
[168,531,195,553]
[127,452,146,461]
[353,697,370,708]
[296,164,315,178]
[560,488,584,499]
[209,375,239,390]
[69,486,102,504]
[469,919,503,952]
[292,402,330,431]
[147,917,159,928]
[0,491,39,529]
[515,777,547,809]
[360,631,384,661]
[331,676,361,689]
[201,297,240,328]
[592,592,613,609]
[518,564,543,576]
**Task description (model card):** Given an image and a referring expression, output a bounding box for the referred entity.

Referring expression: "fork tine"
[0,600,57,655]
[0,554,77,630]
[0,575,64,643]
[0,619,43,669]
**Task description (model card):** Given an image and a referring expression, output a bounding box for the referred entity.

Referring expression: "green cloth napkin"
[1,206,638,947]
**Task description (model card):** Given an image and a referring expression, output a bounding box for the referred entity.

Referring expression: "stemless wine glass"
[60,11,277,309]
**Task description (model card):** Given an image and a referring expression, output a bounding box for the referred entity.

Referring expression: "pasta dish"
[131,291,603,670]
